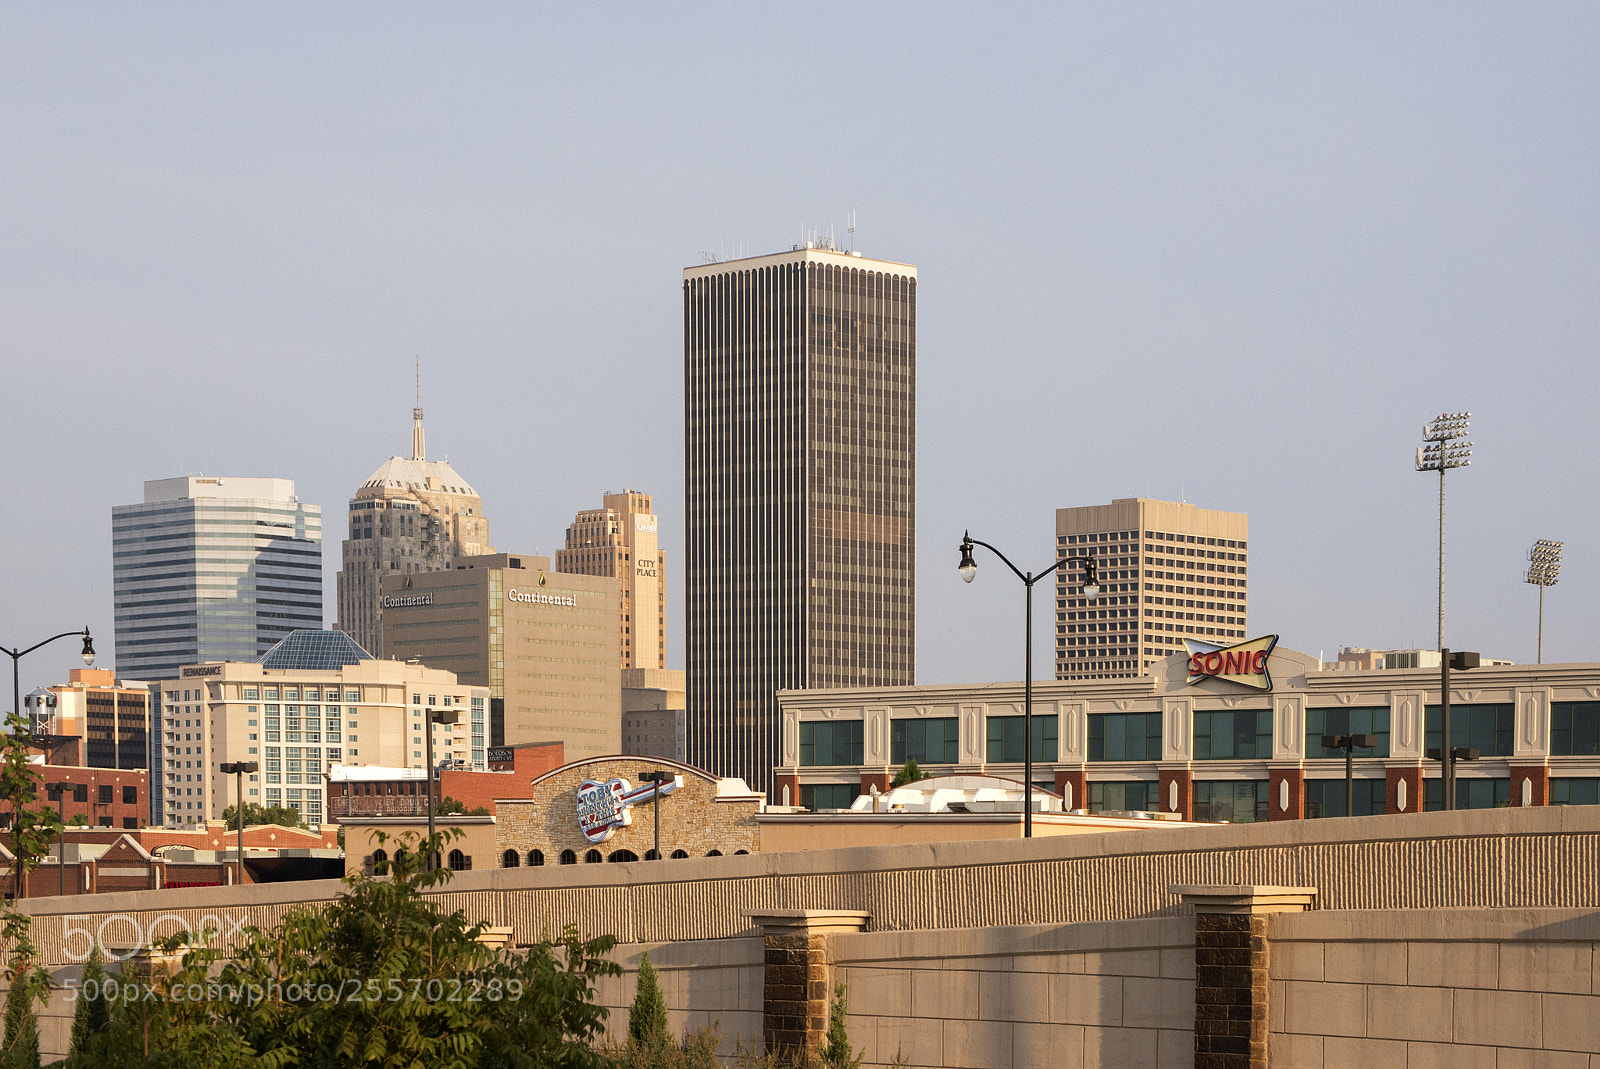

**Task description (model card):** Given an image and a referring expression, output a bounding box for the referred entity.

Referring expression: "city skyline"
[4,7,1598,702]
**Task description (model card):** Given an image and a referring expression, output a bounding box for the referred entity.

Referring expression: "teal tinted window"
[1550,778,1600,805]
[800,783,858,810]
[1424,704,1513,757]
[1088,781,1157,812]
[1551,703,1600,756]
[1424,777,1510,811]
[1305,707,1391,758]
[1193,780,1268,823]
[985,716,1057,763]
[799,721,863,766]
[1089,712,1162,761]
[1305,779,1386,818]
[1193,710,1272,760]
[891,718,959,764]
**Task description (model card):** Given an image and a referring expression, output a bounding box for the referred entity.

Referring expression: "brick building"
[326,741,565,820]
[4,765,149,830]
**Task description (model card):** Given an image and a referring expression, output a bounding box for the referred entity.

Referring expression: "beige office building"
[622,667,686,762]
[156,630,484,828]
[336,405,493,656]
[1055,499,1250,681]
[554,489,665,670]
[379,554,621,761]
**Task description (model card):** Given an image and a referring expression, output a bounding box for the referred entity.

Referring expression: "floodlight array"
[1416,412,1473,472]
[1526,539,1564,588]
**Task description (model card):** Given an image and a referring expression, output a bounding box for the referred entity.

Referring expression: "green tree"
[435,797,490,817]
[221,803,305,831]
[890,760,925,788]
[65,814,88,828]
[67,946,110,1060]
[818,983,862,1069]
[627,951,669,1052]
[0,712,60,1069]
[76,829,619,1069]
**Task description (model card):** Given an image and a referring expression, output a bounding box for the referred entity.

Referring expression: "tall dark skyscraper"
[684,243,917,794]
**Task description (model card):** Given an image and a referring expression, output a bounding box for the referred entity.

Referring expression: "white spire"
[411,357,425,462]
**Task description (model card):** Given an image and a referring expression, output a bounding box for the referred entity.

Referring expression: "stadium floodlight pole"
[1525,540,1563,664]
[1415,412,1472,652]
[958,532,1100,838]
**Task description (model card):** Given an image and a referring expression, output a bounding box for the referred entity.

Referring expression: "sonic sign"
[575,775,681,844]
[1184,634,1279,691]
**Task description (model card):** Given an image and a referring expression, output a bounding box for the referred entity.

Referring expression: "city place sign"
[1184,634,1279,691]
[576,775,681,844]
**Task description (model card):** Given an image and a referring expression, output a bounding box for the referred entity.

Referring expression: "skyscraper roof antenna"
[412,355,426,462]
[848,210,856,252]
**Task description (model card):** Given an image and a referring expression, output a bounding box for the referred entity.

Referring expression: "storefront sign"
[486,747,515,766]
[1185,634,1279,691]
[575,775,681,844]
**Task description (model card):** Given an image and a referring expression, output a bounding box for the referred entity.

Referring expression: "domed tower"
[335,403,492,655]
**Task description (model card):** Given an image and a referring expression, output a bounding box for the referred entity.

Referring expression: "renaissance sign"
[575,775,681,844]
[1184,634,1279,691]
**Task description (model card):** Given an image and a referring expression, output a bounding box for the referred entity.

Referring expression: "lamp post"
[1319,735,1378,817]
[219,762,258,886]
[1433,648,1479,810]
[4,628,94,734]
[638,770,673,859]
[959,531,1099,838]
[1525,540,1563,664]
[45,782,69,896]
[425,708,459,870]
[1415,413,1472,651]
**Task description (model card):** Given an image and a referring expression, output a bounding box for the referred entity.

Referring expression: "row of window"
[46,784,138,805]
[800,701,1600,766]
[497,846,750,867]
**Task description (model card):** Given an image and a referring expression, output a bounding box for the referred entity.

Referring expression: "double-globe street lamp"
[959,532,1099,838]
[3,628,93,900]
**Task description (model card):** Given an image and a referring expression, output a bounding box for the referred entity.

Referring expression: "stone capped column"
[746,910,870,1059]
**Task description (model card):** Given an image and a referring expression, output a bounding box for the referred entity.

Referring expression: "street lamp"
[424,708,460,870]
[1525,540,1563,664]
[45,782,70,896]
[958,531,1099,837]
[3,627,94,736]
[638,770,674,860]
[1433,648,1479,810]
[1319,735,1378,817]
[220,762,258,886]
[1415,413,1472,651]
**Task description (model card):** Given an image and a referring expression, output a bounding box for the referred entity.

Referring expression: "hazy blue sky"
[3,5,1597,698]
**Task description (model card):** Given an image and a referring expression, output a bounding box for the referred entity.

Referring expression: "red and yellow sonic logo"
[1184,634,1279,691]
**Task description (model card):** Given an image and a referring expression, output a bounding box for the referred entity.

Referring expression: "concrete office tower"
[554,489,665,670]
[337,404,492,655]
[684,244,917,795]
[112,477,322,680]
[1055,498,1250,681]
[378,554,621,763]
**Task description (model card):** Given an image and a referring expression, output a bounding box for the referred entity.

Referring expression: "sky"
[3,5,1598,701]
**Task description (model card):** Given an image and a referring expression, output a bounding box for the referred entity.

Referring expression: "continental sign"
[1184,634,1279,691]
[508,572,577,607]
[381,593,433,608]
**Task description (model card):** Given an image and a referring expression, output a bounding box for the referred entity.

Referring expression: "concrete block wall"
[1269,909,1600,1067]
[593,938,764,1058]
[832,918,1196,1069]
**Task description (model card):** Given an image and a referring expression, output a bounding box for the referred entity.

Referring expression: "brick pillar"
[746,910,870,1060]
[1267,768,1303,821]
[1386,765,1423,814]
[773,772,801,808]
[859,770,890,796]
[1055,769,1087,811]
[1159,767,1193,820]
[1173,885,1317,1069]
[1510,765,1549,807]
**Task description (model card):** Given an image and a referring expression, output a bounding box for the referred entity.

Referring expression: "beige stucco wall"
[758,814,1187,852]
[343,817,499,875]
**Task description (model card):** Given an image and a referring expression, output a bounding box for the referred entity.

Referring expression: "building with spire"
[336,401,492,656]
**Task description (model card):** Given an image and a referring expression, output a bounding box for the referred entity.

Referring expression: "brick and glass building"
[777,642,1600,821]
[1055,498,1250,681]
[24,668,148,770]
[156,630,486,828]
[684,243,917,795]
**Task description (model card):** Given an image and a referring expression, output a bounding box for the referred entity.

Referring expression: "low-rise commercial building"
[23,669,149,770]
[777,642,1600,821]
